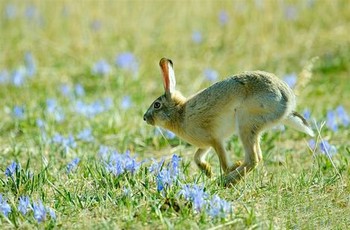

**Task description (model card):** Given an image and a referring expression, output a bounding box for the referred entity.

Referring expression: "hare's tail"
[283,111,315,137]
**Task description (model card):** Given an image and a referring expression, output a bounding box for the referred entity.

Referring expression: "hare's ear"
[159,58,176,96]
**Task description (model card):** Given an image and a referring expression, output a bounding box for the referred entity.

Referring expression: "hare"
[143,58,314,186]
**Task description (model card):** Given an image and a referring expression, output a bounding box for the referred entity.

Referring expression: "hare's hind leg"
[194,148,212,177]
[224,123,262,185]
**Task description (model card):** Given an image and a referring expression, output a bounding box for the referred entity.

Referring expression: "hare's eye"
[154,102,161,109]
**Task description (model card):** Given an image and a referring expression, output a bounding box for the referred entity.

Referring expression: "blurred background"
[0,0,349,151]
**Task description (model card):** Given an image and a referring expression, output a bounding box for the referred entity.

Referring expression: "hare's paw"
[225,160,243,174]
[198,162,213,178]
[223,169,244,187]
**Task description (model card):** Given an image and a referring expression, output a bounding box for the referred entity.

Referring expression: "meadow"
[0,0,350,229]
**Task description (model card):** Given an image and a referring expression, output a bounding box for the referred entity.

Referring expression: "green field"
[1,1,350,229]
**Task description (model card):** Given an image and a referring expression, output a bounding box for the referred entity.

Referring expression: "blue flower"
[104,150,141,176]
[170,154,181,175]
[303,108,311,121]
[24,52,36,77]
[0,70,10,84]
[75,84,85,97]
[179,184,208,212]
[336,106,349,127]
[74,100,110,118]
[52,133,76,152]
[12,67,27,86]
[13,106,25,119]
[121,95,132,110]
[32,200,46,222]
[115,52,139,73]
[90,20,102,31]
[18,196,31,215]
[25,5,38,20]
[283,73,297,88]
[48,207,56,220]
[284,5,298,21]
[326,110,338,131]
[154,155,182,192]
[0,194,11,217]
[203,68,218,82]
[319,140,337,157]
[206,195,232,218]
[5,161,20,177]
[218,10,229,25]
[60,84,71,97]
[192,31,202,44]
[36,118,46,129]
[149,158,165,174]
[46,99,65,122]
[66,157,80,174]
[308,139,316,150]
[92,59,111,76]
[5,4,16,20]
[77,128,94,142]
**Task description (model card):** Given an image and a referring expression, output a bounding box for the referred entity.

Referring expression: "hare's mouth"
[143,114,155,126]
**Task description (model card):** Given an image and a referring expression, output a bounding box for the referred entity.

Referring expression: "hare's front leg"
[224,124,262,186]
[194,148,212,177]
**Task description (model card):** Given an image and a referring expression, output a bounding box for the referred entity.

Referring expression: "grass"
[1,0,350,229]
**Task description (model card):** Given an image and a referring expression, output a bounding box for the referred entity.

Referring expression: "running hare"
[143,58,314,186]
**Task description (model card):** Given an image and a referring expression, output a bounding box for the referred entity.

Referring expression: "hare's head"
[143,58,186,129]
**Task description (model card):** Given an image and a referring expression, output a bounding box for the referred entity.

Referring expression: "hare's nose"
[143,113,148,121]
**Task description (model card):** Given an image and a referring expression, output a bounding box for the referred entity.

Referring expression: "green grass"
[1,0,350,229]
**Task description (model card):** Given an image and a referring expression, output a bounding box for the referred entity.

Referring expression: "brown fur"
[144,58,314,186]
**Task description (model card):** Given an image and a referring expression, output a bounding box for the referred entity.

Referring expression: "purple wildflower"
[92,59,111,76]
[115,52,138,73]
[203,68,218,82]
[326,110,338,131]
[336,106,349,127]
[52,133,76,152]
[0,194,11,217]
[75,84,85,97]
[303,108,311,121]
[308,139,316,150]
[48,208,56,220]
[25,5,37,20]
[77,128,94,142]
[104,150,141,176]
[12,67,27,86]
[192,31,202,44]
[283,73,297,88]
[36,118,45,129]
[18,196,31,215]
[218,10,229,25]
[46,99,65,122]
[13,106,25,119]
[155,155,182,192]
[149,158,165,174]
[5,161,20,177]
[32,200,46,222]
[121,95,132,110]
[90,20,102,31]
[74,99,111,118]
[0,70,10,84]
[284,5,298,21]
[5,4,16,19]
[24,52,36,77]
[66,157,80,174]
[319,140,337,157]
[179,184,208,212]
[207,195,232,218]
